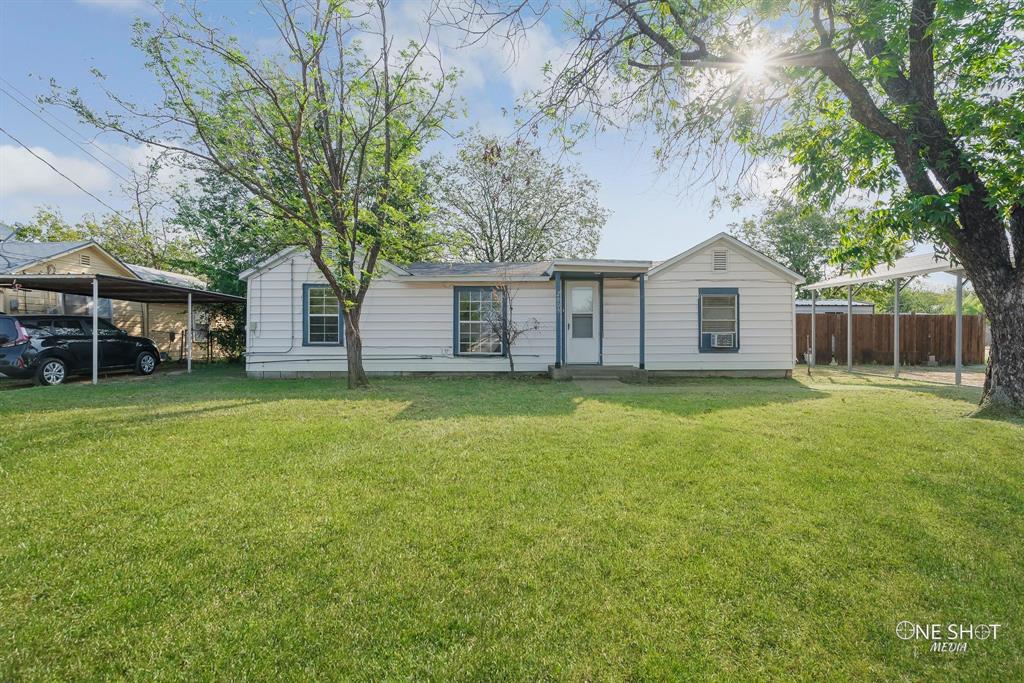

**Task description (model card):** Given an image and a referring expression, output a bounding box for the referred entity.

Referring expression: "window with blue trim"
[699,290,738,351]
[455,287,502,355]
[305,285,343,345]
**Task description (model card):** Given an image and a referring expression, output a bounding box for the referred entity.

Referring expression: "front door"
[565,282,600,364]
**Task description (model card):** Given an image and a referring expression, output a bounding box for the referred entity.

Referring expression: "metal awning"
[0,273,244,304]
[799,251,970,386]
[0,273,243,384]
[803,252,965,291]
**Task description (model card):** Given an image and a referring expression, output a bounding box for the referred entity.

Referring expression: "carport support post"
[955,275,963,386]
[186,291,192,374]
[810,290,816,367]
[91,277,99,385]
[893,278,900,378]
[847,285,853,372]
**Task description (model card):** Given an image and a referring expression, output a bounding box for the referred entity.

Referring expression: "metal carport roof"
[0,273,243,384]
[798,251,970,386]
[802,252,965,291]
[0,273,244,304]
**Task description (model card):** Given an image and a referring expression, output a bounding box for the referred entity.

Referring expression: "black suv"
[0,315,161,386]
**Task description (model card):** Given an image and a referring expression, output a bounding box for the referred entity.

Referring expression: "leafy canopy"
[430,133,607,262]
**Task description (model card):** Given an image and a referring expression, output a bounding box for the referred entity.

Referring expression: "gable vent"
[713,250,727,271]
[80,254,91,266]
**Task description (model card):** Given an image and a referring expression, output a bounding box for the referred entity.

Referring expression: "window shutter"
[713,250,727,271]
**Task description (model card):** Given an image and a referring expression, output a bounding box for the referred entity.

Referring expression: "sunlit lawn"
[1,367,1021,680]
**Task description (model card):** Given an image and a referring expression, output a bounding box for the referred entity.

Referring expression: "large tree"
[468,0,1023,409]
[432,133,606,262]
[728,196,840,292]
[51,0,458,388]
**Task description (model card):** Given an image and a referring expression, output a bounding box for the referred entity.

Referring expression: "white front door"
[565,282,600,364]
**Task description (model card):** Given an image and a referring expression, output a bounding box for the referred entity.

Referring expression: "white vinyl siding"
[602,278,640,366]
[244,237,797,376]
[246,252,555,374]
[645,244,795,371]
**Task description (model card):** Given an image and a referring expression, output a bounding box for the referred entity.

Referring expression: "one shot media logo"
[896,621,1002,653]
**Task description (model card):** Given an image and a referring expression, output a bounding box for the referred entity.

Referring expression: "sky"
[0,0,750,262]
[0,0,953,288]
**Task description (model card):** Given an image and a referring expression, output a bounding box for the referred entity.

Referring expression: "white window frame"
[304,285,343,346]
[454,287,504,356]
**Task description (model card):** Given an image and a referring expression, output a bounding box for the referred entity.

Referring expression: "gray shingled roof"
[0,237,92,274]
[405,261,553,277]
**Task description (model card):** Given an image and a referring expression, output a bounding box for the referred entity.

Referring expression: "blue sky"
[0,0,748,261]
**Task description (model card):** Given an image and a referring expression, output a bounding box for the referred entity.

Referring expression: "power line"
[0,85,134,185]
[0,125,134,222]
[0,76,137,175]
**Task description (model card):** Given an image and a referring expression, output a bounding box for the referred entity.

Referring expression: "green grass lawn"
[1,368,1021,680]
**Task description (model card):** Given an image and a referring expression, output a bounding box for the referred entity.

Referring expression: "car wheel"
[37,359,67,386]
[135,351,157,375]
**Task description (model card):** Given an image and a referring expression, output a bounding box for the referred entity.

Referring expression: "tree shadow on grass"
[379,376,829,421]
[0,372,833,429]
[565,377,829,420]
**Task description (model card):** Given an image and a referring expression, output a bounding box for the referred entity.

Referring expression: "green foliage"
[50,0,460,305]
[12,207,192,270]
[728,196,839,292]
[170,170,279,297]
[857,282,986,315]
[430,133,607,262]
[534,0,1023,268]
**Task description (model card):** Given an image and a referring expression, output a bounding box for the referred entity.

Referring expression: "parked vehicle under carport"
[0,272,244,385]
[0,315,161,385]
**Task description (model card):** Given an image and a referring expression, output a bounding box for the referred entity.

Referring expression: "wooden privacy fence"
[796,313,986,365]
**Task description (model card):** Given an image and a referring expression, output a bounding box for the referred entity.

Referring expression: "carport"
[802,253,969,385]
[0,273,244,383]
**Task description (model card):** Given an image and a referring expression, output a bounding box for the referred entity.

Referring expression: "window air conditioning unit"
[711,333,735,348]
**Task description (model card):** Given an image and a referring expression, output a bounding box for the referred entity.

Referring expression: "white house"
[240,232,804,378]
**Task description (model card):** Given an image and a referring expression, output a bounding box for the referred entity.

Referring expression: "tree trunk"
[976,278,1024,409]
[344,308,370,389]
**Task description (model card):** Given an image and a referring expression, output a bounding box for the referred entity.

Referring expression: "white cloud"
[388,2,570,98]
[0,144,116,197]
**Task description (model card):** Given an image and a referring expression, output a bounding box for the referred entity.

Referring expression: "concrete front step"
[548,365,648,381]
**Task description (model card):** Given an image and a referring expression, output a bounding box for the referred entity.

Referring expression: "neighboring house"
[795,299,875,314]
[241,232,805,378]
[0,225,205,360]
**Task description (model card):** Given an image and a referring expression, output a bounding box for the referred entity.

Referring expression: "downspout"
[246,257,298,357]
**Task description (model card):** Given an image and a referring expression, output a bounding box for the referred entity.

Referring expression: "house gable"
[646,233,804,284]
[14,242,138,279]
